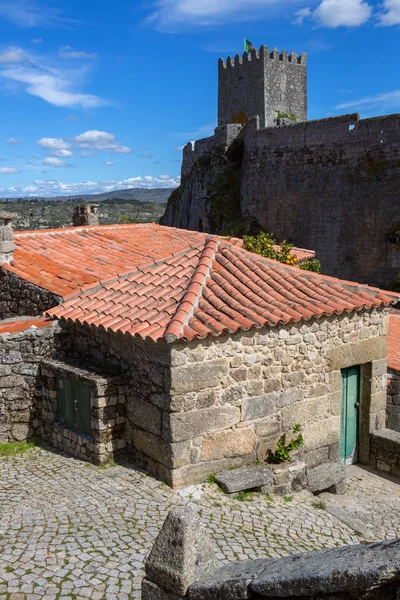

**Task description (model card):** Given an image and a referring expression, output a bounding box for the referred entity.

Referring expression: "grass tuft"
[0,441,35,457]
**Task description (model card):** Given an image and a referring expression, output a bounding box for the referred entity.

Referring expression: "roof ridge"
[45,242,207,313]
[164,236,219,343]
[14,222,157,238]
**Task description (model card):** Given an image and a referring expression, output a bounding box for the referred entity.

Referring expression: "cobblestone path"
[0,447,398,600]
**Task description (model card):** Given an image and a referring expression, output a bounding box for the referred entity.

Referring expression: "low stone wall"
[0,268,60,319]
[370,428,400,477]
[387,370,400,432]
[142,508,400,599]
[40,359,126,464]
[0,320,66,443]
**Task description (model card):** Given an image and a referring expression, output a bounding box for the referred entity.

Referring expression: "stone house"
[0,210,398,488]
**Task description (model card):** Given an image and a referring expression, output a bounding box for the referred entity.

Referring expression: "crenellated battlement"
[218,42,307,128]
[218,45,306,70]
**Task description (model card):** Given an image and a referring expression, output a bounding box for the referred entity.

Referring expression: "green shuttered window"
[57,376,92,436]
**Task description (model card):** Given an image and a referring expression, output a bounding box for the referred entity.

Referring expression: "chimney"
[72,203,99,227]
[0,211,16,265]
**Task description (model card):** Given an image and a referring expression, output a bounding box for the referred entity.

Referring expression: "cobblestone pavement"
[320,464,400,541]
[0,447,398,600]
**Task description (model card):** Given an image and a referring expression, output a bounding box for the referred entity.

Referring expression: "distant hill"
[0,187,174,204]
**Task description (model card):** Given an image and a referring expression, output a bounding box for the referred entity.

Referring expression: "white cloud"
[176,145,185,151]
[37,137,70,150]
[59,46,98,60]
[0,175,181,197]
[104,161,114,166]
[313,0,372,27]
[0,167,19,174]
[30,38,43,44]
[293,7,311,24]
[72,130,132,153]
[378,0,400,25]
[336,90,400,112]
[0,46,106,108]
[0,49,25,64]
[148,0,302,28]
[52,149,73,157]
[80,151,96,158]
[2,66,106,108]
[66,115,79,120]
[43,157,67,167]
[7,138,23,145]
[0,1,67,28]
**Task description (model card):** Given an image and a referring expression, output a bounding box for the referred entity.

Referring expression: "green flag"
[244,39,254,53]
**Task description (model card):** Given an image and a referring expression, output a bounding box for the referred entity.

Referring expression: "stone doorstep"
[215,464,274,494]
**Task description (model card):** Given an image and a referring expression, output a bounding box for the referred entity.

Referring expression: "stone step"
[215,464,273,494]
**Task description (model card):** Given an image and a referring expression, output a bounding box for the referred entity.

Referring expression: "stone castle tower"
[218,45,307,128]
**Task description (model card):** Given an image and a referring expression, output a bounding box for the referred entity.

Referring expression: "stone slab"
[307,461,346,493]
[215,464,273,494]
[250,539,400,597]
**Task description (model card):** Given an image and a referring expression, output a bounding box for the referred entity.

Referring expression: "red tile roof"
[5,223,315,299]
[0,317,53,335]
[388,312,400,371]
[47,236,399,343]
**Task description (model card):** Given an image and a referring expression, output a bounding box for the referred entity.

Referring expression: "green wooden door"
[74,381,91,435]
[340,366,360,464]
[57,376,92,436]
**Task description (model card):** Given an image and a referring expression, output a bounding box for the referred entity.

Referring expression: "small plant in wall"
[269,424,304,464]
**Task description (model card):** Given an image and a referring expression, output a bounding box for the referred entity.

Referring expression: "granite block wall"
[0,267,60,319]
[387,370,400,432]
[40,359,126,464]
[163,308,388,487]
[370,428,400,476]
[0,320,68,443]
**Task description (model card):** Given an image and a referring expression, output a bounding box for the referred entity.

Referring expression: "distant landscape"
[0,188,173,230]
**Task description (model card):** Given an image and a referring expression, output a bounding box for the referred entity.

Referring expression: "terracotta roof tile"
[47,238,400,342]
[0,316,53,335]
[4,222,314,299]
[389,313,400,372]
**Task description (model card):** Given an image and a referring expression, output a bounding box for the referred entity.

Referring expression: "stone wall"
[142,508,400,600]
[0,268,60,319]
[370,428,400,476]
[0,320,67,443]
[241,113,400,288]
[163,308,388,487]
[162,112,400,289]
[40,359,126,465]
[64,322,174,476]
[387,370,400,431]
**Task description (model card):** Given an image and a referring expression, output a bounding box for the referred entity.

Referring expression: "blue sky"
[0,0,398,197]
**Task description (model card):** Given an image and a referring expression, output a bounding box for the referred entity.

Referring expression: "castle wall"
[241,113,400,288]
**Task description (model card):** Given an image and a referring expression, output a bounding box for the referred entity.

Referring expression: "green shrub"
[298,258,322,273]
[243,231,322,273]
